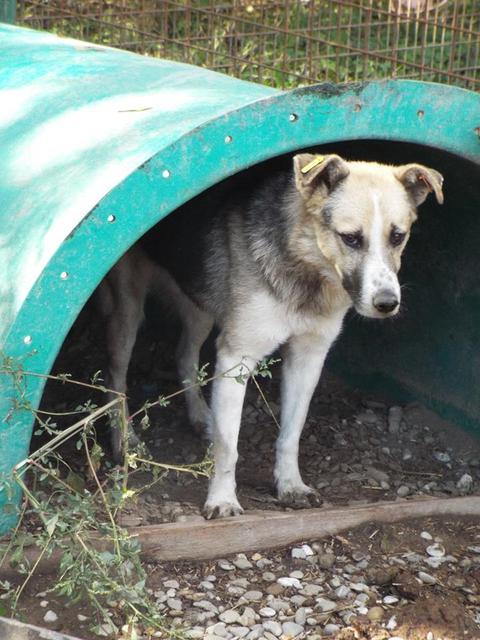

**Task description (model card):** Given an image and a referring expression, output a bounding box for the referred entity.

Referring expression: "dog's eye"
[339,232,363,249]
[390,229,406,247]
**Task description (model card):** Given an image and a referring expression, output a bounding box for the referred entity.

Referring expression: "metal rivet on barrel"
[224,135,233,144]
[23,335,32,345]
[107,214,116,223]
[60,271,69,280]
[162,169,171,178]
[289,113,298,122]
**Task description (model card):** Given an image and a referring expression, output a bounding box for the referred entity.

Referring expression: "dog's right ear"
[294,153,350,198]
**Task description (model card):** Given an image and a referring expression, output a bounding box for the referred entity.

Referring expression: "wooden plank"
[131,495,480,562]
[2,496,479,578]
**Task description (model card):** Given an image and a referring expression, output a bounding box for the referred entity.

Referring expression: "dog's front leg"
[203,346,256,519]
[275,325,342,504]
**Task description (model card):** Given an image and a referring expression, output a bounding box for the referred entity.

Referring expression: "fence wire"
[17,1,480,89]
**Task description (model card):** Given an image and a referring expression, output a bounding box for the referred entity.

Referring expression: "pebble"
[323,623,341,635]
[164,579,180,589]
[426,543,446,558]
[77,614,88,622]
[281,621,304,637]
[263,620,282,636]
[218,560,235,571]
[301,584,322,596]
[44,611,58,623]
[420,531,433,540]
[383,595,399,605]
[367,606,384,621]
[457,473,473,492]
[277,577,302,589]
[243,590,263,602]
[167,598,182,610]
[315,597,336,612]
[234,554,253,570]
[219,609,240,624]
[317,553,335,569]
[397,485,410,497]
[40,600,48,608]
[259,607,276,618]
[434,451,451,463]
[418,571,437,585]
[388,406,403,434]
[228,625,249,637]
[201,580,215,590]
[334,585,350,598]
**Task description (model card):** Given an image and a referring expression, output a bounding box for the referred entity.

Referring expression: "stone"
[426,543,446,558]
[219,609,240,624]
[227,626,250,637]
[194,600,219,613]
[263,620,282,636]
[259,607,276,618]
[317,553,335,569]
[388,406,403,434]
[301,584,322,596]
[397,485,410,498]
[243,590,264,602]
[167,598,182,610]
[289,570,304,579]
[323,623,341,636]
[218,560,235,570]
[44,611,58,623]
[457,473,473,493]
[234,554,254,570]
[200,581,215,590]
[334,585,351,599]
[383,595,399,604]
[418,571,436,585]
[277,577,302,589]
[367,606,384,621]
[366,466,389,483]
[433,451,451,463]
[281,621,304,637]
[266,583,284,596]
[164,579,180,589]
[315,597,336,612]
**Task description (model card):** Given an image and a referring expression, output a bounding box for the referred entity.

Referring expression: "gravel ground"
[25,317,480,639]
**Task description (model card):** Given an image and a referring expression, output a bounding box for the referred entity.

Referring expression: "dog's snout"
[373,290,399,314]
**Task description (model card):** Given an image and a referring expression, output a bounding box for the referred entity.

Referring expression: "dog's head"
[293,153,444,318]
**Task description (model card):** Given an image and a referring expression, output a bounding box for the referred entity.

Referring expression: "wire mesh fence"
[16,1,480,90]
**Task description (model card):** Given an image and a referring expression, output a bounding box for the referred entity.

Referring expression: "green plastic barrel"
[0,23,478,534]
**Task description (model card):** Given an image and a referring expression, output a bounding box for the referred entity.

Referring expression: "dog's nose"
[373,290,399,314]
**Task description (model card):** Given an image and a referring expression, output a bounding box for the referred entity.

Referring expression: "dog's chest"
[238,287,348,347]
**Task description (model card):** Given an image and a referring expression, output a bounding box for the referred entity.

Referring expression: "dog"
[98,153,443,518]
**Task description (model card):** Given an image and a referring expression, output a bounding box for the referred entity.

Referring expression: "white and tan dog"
[98,153,443,518]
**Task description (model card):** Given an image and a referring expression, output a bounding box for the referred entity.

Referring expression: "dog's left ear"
[294,153,350,198]
[395,164,444,206]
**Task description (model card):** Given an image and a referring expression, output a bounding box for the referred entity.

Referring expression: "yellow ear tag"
[301,155,325,174]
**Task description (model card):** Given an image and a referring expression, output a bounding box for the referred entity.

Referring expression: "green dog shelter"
[0,23,479,534]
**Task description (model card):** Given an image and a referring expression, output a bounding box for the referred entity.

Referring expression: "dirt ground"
[7,516,480,640]
[5,307,480,639]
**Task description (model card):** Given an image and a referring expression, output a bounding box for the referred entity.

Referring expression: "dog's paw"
[277,482,322,509]
[203,499,244,520]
